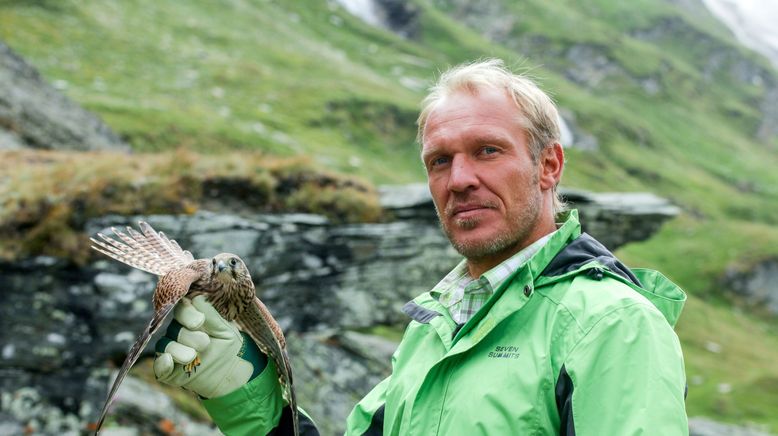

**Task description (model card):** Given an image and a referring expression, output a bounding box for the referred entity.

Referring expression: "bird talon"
[184,356,202,376]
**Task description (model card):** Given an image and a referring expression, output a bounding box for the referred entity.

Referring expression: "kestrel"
[90,222,298,435]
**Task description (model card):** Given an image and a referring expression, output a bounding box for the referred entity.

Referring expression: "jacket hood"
[540,232,686,327]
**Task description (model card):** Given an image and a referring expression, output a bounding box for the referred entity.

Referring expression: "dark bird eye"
[230,258,238,266]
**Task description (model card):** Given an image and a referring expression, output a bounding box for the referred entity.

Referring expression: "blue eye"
[482,146,499,155]
[429,156,450,168]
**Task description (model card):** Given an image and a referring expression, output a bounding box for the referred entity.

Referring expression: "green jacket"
[204,211,688,435]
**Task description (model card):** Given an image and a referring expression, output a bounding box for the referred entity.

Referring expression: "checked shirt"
[432,232,555,325]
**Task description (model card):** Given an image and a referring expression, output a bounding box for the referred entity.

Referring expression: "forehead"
[422,87,525,147]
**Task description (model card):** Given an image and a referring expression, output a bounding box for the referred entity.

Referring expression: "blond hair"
[417,58,566,214]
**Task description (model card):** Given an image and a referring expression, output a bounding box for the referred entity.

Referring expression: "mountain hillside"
[2,0,778,431]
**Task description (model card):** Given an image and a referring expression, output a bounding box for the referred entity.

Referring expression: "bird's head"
[211,253,250,284]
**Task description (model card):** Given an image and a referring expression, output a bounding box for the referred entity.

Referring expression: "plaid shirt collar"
[432,231,556,324]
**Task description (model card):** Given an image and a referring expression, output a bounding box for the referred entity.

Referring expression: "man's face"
[421,88,544,262]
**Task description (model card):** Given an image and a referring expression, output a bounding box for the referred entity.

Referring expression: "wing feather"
[94,303,175,433]
[139,222,188,270]
[235,298,299,436]
[93,265,206,434]
[91,232,161,275]
[160,232,194,262]
[90,222,193,276]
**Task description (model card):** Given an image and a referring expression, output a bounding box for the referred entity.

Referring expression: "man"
[153,59,688,434]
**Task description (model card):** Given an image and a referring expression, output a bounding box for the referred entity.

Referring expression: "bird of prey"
[90,222,298,435]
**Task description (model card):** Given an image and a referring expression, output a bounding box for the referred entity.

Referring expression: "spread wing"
[235,298,299,436]
[90,221,194,276]
[94,264,206,434]
[94,302,175,433]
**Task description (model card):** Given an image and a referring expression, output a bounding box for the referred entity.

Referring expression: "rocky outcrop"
[334,0,419,39]
[756,87,778,144]
[559,109,599,151]
[437,1,778,146]
[701,0,778,70]
[0,185,680,434]
[626,14,778,145]
[383,184,680,251]
[722,258,778,315]
[0,41,128,151]
[690,416,774,436]
[696,0,778,144]
[561,188,681,249]
[441,0,514,43]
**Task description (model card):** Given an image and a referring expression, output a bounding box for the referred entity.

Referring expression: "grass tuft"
[0,149,382,263]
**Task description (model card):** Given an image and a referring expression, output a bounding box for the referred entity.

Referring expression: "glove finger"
[191,295,238,339]
[178,328,210,351]
[153,352,174,380]
[173,297,206,330]
[155,337,197,364]
[164,321,210,351]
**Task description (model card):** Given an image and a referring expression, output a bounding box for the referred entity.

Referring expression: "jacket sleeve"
[345,376,391,435]
[557,303,688,435]
[202,358,319,435]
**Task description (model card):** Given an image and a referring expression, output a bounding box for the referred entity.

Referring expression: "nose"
[217,261,226,272]
[447,154,479,192]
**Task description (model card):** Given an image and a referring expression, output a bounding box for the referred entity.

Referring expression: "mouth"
[448,202,495,218]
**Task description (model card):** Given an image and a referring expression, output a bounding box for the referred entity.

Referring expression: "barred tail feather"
[113,226,167,272]
[90,233,163,275]
[125,226,167,270]
[91,230,165,275]
[140,222,189,267]
[89,241,161,276]
[161,232,193,263]
[90,222,193,276]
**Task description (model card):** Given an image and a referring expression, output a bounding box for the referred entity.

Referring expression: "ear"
[539,143,564,190]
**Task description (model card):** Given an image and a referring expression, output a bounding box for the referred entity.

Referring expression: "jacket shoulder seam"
[534,289,586,336]
[542,275,653,329]
[564,300,659,362]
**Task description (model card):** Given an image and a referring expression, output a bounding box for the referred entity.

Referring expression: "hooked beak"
[217,260,227,273]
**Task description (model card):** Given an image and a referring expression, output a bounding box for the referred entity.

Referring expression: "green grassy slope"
[2,0,778,429]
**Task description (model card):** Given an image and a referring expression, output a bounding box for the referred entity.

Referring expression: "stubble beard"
[436,187,542,262]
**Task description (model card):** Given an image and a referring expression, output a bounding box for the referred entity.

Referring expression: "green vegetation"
[2,0,778,429]
[0,149,380,262]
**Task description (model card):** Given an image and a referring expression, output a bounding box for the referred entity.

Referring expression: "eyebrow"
[420,146,440,164]
[422,133,511,155]
[473,133,512,145]
[420,129,518,163]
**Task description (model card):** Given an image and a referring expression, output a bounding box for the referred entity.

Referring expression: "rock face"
[334,0,419,38]
[689,416,774,436]
[561,188,681,250]
[382,184,680,251]
[701,0,778,70]
[0,41,128,151]
[438,1,778,147]
[722,258,778,316]
[558,110,599,151]
[0,185,680,434]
